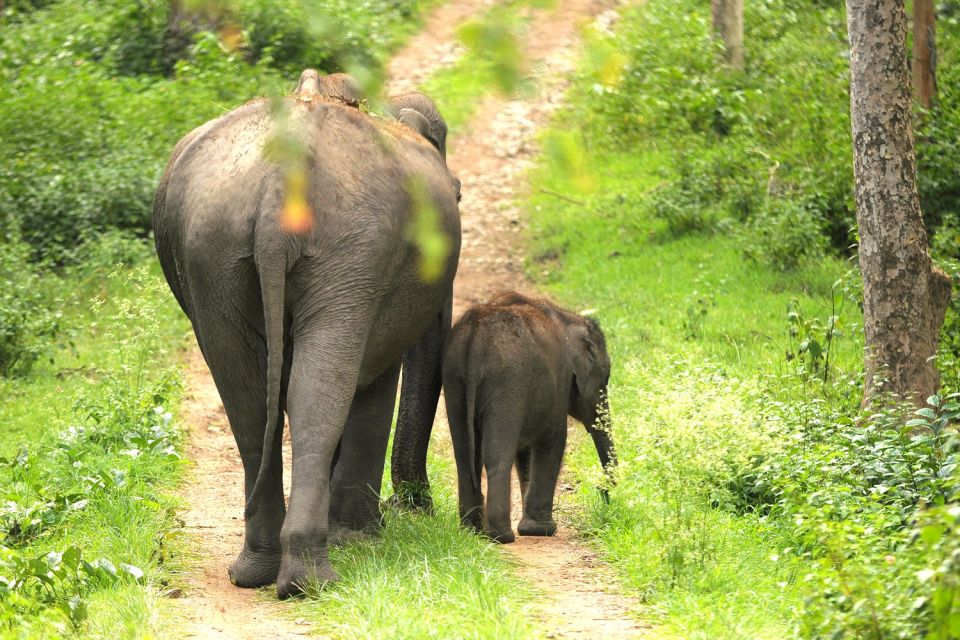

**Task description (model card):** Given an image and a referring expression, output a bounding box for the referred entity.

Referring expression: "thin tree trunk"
[912,0,937,109]
[711,0,744,70]
[846,0,951,407]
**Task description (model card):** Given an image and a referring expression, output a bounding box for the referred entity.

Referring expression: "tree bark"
[846,0,952,407]
[711,0,745,70]
[912,0,937,109]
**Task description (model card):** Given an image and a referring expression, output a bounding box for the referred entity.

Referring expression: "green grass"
[291,449,536,639]
[523,12,867,637]
[0,240,192,637]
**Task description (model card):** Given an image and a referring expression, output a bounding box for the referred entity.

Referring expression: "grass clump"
[293,453,536,639]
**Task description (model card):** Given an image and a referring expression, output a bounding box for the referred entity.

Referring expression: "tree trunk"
[711,0,745,70]
[846,0,952,407]
[912,0,937,109]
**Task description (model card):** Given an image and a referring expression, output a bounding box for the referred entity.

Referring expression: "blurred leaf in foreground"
[543,131,597,194]
[406,177,452,283]
[458,13,526,95]
[264,98,313,234]
[585,39,628,87]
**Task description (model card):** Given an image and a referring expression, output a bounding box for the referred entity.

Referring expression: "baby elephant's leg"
[445,377,484,532]
[518,421,567,537]
[481,411,521,543]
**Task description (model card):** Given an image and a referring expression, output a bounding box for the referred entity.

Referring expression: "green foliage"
[912,503,960,640]
[569,0,859,266]
[0,0,436,261]
[0,265,186,635]
[235,0,434,76]
[783,277,853,384]
[741,200,828,271]
[733,394,960,639]
[917,13,960,261]
[0,31,286,261]
[0,239,60,377]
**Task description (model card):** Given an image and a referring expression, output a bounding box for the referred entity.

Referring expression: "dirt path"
[174,351,310,639]
[174,0,645,637]
[392,1,648,637]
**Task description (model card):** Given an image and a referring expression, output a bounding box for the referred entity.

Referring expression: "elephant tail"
[245,251,286,519]
[465,373,479,492]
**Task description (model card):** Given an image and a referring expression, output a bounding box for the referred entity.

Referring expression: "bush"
[0,266,184,632]
[0,30,287,261]
[723,392,960,638]
[916,13,960,261]
[0,240,60,377]
[742,199,828,271]
[569,0,857,263]
[0,0,435,261]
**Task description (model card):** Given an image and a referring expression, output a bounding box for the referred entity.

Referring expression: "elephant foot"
[276,552,339,600]
[459,509,484,533]
[228,546,282,588]
[329,524,378,547]
[483,527,516,544]
[387,482,434,514]
[518,516,557,537]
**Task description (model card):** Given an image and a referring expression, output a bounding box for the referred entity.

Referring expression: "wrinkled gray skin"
[295,74,459,511]
[443,292,616,543]
[153,69,460,598]
[383,91,458,508]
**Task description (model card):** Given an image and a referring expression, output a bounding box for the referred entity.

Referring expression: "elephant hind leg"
[516,446,532,502]
[445,375,484,532]
[277,324,368,599]
[329,361,401,543]
[518,420,566,538]
[190,308,287,589]
[480,406,521,544]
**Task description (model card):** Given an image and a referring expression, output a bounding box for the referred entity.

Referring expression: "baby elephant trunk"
[585,390,617,503]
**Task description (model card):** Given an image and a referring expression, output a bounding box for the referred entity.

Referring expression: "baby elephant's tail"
[465,374,479,491]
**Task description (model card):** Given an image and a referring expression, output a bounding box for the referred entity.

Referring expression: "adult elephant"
[154,70,460,598]
[293,71,457,512]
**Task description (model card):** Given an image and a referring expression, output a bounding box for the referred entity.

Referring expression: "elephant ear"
[397,108,441,153]
[568,319,608,404]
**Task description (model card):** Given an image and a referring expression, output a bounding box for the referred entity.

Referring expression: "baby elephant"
[443,292,616,543]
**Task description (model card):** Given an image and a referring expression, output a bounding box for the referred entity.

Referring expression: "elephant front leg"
[391,297,452,511]
[277,330,365,599]
[328,362,401,543]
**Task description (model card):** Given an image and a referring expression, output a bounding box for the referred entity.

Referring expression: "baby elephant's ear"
[569,324,602,397]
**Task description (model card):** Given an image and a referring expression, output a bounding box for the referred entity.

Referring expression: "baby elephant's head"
[565,316,611,428]
[565,314,616,495]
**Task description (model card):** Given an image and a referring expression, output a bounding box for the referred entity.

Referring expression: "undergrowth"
[0,259,189,637]
[292,444,536,639]
[528,0,960,637]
